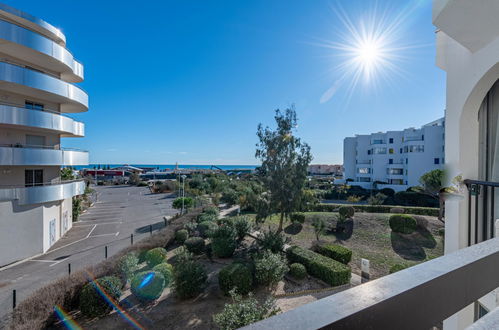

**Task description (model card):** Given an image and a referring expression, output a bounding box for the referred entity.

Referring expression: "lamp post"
[181,174,187,214]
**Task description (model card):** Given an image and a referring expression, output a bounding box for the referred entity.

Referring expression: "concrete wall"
[0,166,60,185]
[0,127,60,147]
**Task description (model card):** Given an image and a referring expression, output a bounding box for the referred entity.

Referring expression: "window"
[422,134,424,141]
[367,150,371,155]
[404,146,408,153]
[387,168,403,175]
[408,145,424,153]
[25,169,43,187]
[400,148,403,153]
[25,101,44,111]
[389,138,393,144]
[389,159,393,164]
[26,135,46,147]
[475,302,489,321]
[373,147,387,154]
[434,158,440,164]
[357,168,370,174]
[406,158,408,164]
[358,177,371,182]
[389,179,404,185]
[389,148,394,154]
[372,139,385,144]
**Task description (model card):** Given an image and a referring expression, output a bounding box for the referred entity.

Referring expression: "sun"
[354,37,385,80]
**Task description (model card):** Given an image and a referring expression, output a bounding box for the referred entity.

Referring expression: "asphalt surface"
[0,185,176,321]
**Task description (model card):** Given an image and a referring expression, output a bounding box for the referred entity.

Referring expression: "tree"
[418,169,445,221]
[312,216,326,241]
[173,197,195,213]
[255,107,313,232]
[61,167,75,181]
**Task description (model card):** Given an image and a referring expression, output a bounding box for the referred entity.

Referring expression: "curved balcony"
[0,3,65,45]
[0,180,84,205]
[0,62,88,112]
[0,104,84,137]
[0,145,88,166]
[0,19,83,82]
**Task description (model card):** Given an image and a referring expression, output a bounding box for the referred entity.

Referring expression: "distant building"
[308,164,343,176]
[343,118,445,192]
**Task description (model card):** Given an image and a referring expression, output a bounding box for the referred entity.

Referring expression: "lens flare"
[317,1,428,103]
[139,272,155,289]
[54,305,82,330]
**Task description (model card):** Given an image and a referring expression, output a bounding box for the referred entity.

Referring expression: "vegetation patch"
[313,243,352,264]
[218,263,253,295]
[389,214,417,234]
[79,276,122,318]
[131,271,166,301]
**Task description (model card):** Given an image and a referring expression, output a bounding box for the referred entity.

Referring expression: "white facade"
[433,0,499,328]
[0,4,88,266]
[343,118,445,192]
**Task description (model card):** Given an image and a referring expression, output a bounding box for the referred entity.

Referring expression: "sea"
[73,164,258,171]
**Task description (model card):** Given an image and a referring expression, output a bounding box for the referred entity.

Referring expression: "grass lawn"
[247,211,444,279]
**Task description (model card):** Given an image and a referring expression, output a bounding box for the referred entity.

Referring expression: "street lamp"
[181,174,187,214]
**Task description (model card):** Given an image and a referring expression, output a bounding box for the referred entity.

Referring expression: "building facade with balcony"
[0,4,88,266]
[343,118,445,192]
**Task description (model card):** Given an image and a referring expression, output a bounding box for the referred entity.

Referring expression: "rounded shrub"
[233,216,252,240]
[389,263,408,274]
[184,237,205,254]
[257,230,285,253]
[289,263,307,280]
[289,213,306,225]
[173,260,208,299]
[116,252,139,282]
[211,225,237,258]
[218,262,253,295]
[131,271,166,301]
[79,276,122,317]
[203,206,219,217]
[254,251,288,287]
[152,263,174,287]
[145,247,168,268]
[197,213,218,224]
[389,214,417,234]
[175,229,189,244]
[198,221,218,238]
[338,206,355,221]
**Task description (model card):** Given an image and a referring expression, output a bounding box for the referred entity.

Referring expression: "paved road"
[0,185,176,320]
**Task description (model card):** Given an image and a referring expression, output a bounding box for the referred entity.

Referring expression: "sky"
[10,0,445,165]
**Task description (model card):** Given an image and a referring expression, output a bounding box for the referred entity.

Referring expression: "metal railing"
[464,179,498,246]
[245,236,499,330]
[0,178,83,189]
[0,144,87,152]
[0,101,79,120]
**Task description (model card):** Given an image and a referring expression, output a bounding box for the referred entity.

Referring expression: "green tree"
[312,216,326,241]
[61,167,75,181]
[418,169,445,221]
[173,197,195,213]
[255,108,313,232]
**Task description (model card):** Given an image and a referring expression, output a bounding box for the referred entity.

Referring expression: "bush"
[346,195,362,203]
[218,263,253,295]
[389,263,408,274]
[312,203,439,217]
[314,243,352,264]
[211,225,237,258]
[152,263,174,287]
[197,213,218,223]
[221,188,240,206]
[184,237,205,254]
[367,193,387,206]
[289,263,307,280]
[286,246,351,286]
[173,260,208,299]
[257,230,285,253]
[131,271,166,301]
[312,216,327,241]
[198,221,218,238]
[254,251,288,287]
[389,214,417,234]
[393,191,439,207]
[338,206,355,221]
[175,229,189,244]
[79,276,122,317]
[379,188,395,197]
[233,216,252,240]
[389,207,405,214]
[203,206,219,217]
[145,247,168,268]
[137,181,148,187]
[184,221,198,235]
[173,197,195,211]
[289,213,305,225]
[213,291,280,330]
[116,252,139,282]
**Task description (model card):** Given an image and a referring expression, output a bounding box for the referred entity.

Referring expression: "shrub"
[131,271,166,301]
[145,247,168,268]
[367,193,387,206]
[389,263,408,274]
[438,228,445,236]
[203,206,219,217]
[79,276,122,317]
[197,213,218,223]
[184,221,198,235]
[254,251,288,287]
[394,191,438,207]
[116,252,139,282]
[257,230,285,253]
[175,229,189,244]
[389,207,405,214]
[211,225,237,258]
[152,263,174,287]
[314,243,352,264]
[379,187,395,197]
[389,214,417,234]
[233,216,252,240]
[137,181,149,187]
[218,263,253,295]
[221,188,240,206]
[338,205,355,221]
[184,237,205,254]
[312,216,327,241]
[173,260,208,299]
[346,195,362,203]
[172,197,195,211]
[213,290,280,330]
[286,246,351,286]
[289,263,307,279]
[198,221,218,238]
[312,203,439,216]
[289,213,305,226]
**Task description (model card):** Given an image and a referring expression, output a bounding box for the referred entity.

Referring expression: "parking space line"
[86,225,97,238]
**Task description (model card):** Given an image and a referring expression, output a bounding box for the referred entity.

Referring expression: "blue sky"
[11,0,445,165]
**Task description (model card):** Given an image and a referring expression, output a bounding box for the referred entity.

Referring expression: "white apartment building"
[343,118,445,192]
[0,4,88,266]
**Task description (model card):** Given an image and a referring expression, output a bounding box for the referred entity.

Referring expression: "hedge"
[184,237,205,254]
[312,203,438,217]
[286,246,351,286]
[218,262,253,295]
[389,214,417,234]
[314,243,352,264]
[289,263,307,279]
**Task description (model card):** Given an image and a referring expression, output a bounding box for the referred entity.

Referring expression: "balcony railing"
[464,179,498,246]
[245,236,499,330]
[0,179,85,204]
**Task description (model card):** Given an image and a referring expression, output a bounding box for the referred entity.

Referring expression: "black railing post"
[149,224,153,236]
[468,184,472,247]
[12,290,16,309]
[68,263,71,276]
[131,233,134,245]
[491,187,495,239]
[475,184,479,245]
[105,246,108,259]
